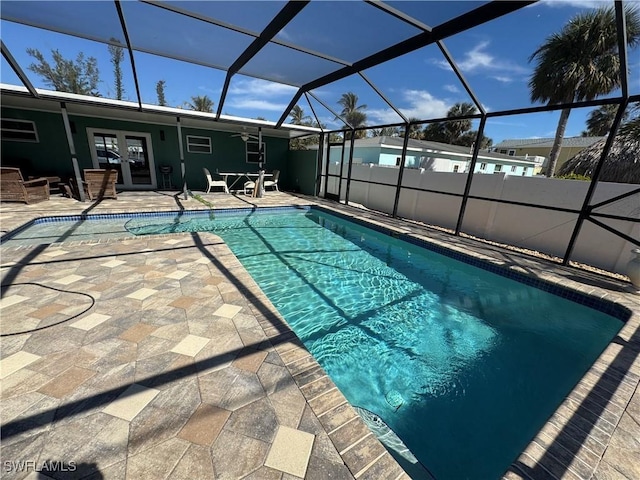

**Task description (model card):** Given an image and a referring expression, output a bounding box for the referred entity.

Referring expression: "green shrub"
[557,173,592,181]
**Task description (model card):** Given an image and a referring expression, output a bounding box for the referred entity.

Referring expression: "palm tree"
[289,105,311,125]
[187,95,214,113]
[529,6,640,177]
[337,92,367,138]
[444,102,477,143]
[405,118,423,139]
[421,103,482,145]
[372,126,400,137]
[619,102,640,138]
[582,104,621,136]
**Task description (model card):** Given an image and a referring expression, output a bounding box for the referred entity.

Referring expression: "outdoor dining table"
[218,172,273,193]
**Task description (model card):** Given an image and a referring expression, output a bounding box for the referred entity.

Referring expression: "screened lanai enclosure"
[1,0,638,276]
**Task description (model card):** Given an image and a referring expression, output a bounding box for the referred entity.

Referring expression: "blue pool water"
[5,208,625,479]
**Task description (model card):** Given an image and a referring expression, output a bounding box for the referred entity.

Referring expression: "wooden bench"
[66,169,119,200]
[0,167,50,204]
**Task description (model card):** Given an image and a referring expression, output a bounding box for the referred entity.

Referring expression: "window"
[511,165,517,172]
[494,165,503,173]
[499,149,507,154]
[453,165,459,173]
[186,135,212,153]
[508,149,516,156]
[522,168,528,176]
[396,157,401,166]
[1,118,38,142]
[246,141,266,164]
[480,163,487,170]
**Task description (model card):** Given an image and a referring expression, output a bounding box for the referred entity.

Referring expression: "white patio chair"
[203,168,229,193]
[243,180,255,195]
[264,170,280,191]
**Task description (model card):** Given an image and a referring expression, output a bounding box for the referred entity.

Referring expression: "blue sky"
[1,0,638,144]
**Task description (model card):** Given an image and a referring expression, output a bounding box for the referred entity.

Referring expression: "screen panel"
[273,1,422,63]
[238,42,345,87]
[363,43,478,124]
[223,74,298,122]
[162,1,287,34]
[387,1,490,29]
[1,20,136,101]
[441,1,618,112]
[121,1,254,70]
[134,51,225,109]
[1,1,125,45]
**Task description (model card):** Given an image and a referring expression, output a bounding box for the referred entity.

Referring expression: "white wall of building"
[326,162,638,275]
[326,144,535,176]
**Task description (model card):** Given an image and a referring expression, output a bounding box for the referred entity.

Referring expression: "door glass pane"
[326,143,344,197]
[126,136,152,185]
[93,133,123,185]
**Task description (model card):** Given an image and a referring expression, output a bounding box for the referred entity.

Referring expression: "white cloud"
[535,0,607,8]
[277,29,293,42]
[443,84,460,93]
[368,89,450,124]
[434,41,528,79]
[488,120,527,127]
[226,98,289,111]
[197,85,220,95]
[318,115,342,129]
[225,78,297,112]
[229,78,297,97]
[455,41,496,72]
[491,76,514,84]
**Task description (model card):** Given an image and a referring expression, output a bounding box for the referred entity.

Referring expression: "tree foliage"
[397,118,423,139]
[338,92,367,138]
[371,126,400,137]
[444,102,475,141]
[26,48,100,96]
[458,131,493,149]
[421,102,492,148]
[107,40,125,100]
[618,102,640,138]
[529,5,640,177]
[556,173,591,181]
[156,80,167,106]
[186,95,214,113]
[289,105,311,126]
[582,104,621,136]
[289,105,322,150]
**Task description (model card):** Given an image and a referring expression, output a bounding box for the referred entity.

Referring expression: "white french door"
[87,128,157,189]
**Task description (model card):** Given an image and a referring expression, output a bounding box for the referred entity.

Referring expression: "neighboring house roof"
[493,136,605,150]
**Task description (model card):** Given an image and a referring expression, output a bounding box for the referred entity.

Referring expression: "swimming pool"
[2,207,627,479]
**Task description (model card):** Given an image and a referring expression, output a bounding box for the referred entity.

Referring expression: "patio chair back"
[0,167,50,204]
[83,169,118,200]
[264,169,280,191]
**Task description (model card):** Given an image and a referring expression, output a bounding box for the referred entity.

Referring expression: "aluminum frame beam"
[1,40,39,98]
[115,0,143,110]
[216,1,310,118]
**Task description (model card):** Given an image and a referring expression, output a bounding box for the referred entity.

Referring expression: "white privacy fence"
[324,162,639,275]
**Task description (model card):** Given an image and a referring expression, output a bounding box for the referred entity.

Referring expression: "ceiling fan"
[231,127,259,142]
